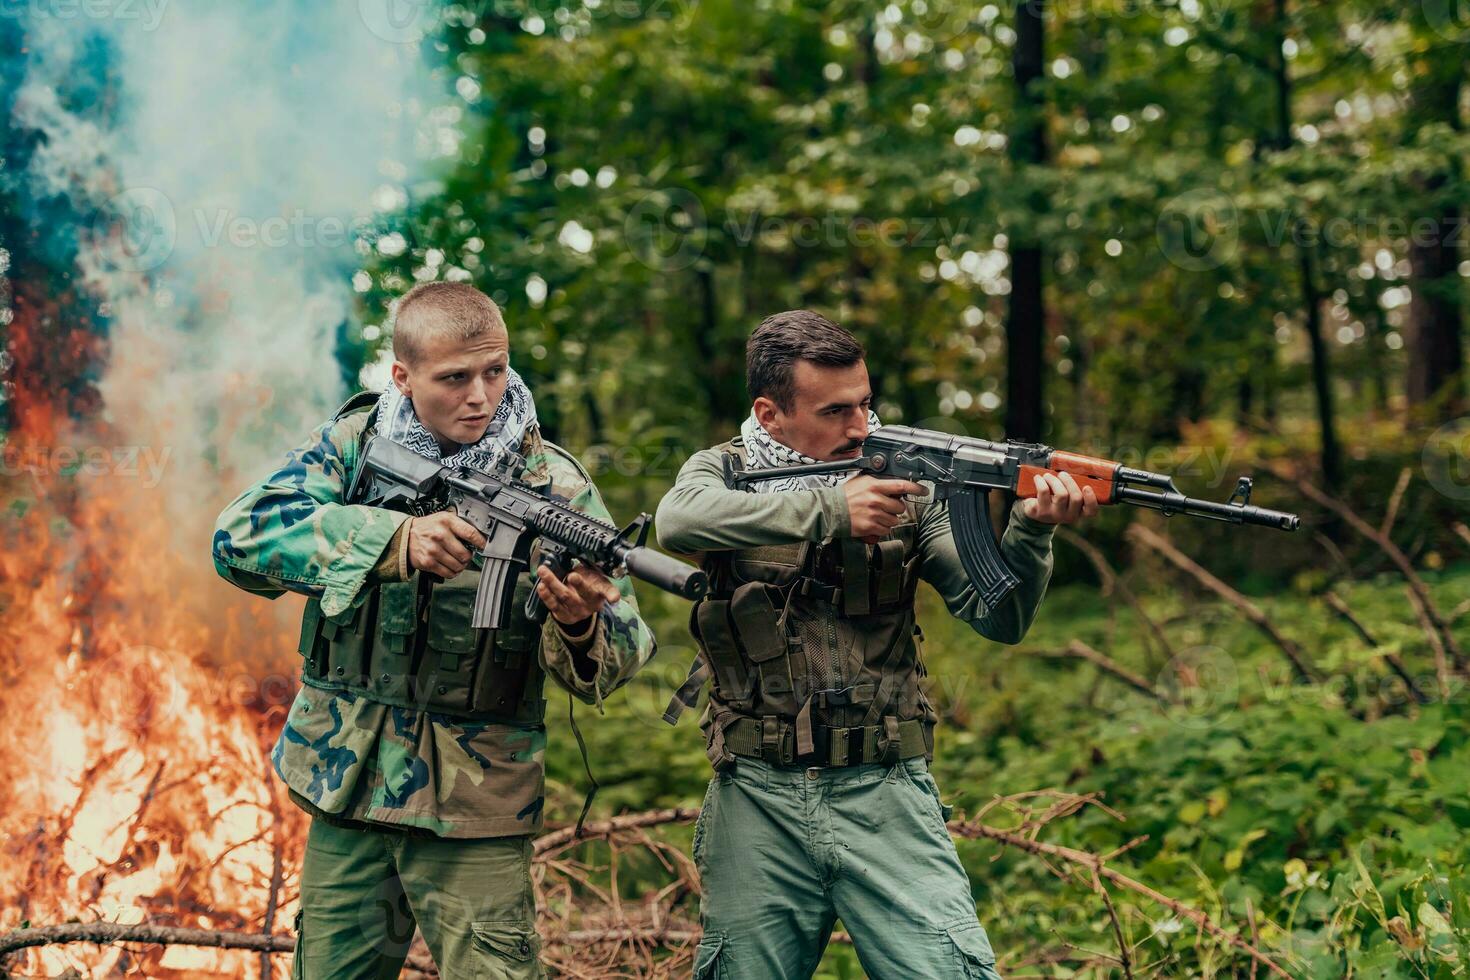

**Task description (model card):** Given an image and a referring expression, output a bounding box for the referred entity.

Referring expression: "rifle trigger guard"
[525,547,572,624]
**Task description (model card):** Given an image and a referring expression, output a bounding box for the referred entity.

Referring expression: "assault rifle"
[350,435,708,628]
[723,424,1300,608]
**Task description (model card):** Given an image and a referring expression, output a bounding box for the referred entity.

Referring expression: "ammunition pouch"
[297,567,547,724]
[672,440,935,769]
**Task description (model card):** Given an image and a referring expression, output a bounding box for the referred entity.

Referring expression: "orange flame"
[1,292,310,977]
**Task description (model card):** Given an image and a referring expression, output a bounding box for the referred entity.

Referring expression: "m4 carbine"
[350,435,708,628]
[723,424,1300,609]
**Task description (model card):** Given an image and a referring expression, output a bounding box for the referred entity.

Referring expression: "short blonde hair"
[391,281,506,364]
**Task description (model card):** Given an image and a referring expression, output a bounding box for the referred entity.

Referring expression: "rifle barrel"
[1114,485,1300,531]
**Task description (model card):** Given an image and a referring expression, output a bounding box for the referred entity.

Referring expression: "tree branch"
[1322,591,1429,703]
[949,821,1294,979]
[1057,527,1176,669]
[1379,467,1412,539]
[533,807,700,854]
[1126,523,1317,683]
[1030,640,1171,704]
[1285,474,1464,668]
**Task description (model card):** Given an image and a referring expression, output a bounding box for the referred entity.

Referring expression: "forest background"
[1,0,1468,976]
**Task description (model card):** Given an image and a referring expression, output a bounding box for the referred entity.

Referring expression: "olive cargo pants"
[292,818,544,979]
[692,757,1003,979]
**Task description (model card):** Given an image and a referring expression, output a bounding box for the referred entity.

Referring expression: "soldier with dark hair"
[213,281,658,979]
[657,309,1097,979]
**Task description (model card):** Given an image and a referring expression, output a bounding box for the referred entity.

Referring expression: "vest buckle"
[828,726,854,767]
[795,578,842,606]
[759,715,788,764]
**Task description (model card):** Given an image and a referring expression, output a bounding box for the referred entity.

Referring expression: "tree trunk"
[1005,0,1046,442]
[1405,205,1465,420]
[1403,32,1465,422]
[1298,244,1342,485]
[1269,0,1342,486]
[693,266,737,421]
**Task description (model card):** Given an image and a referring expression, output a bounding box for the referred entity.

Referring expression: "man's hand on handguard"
[406,512,487,578]
[844,474,925,545]
[1022,470,1100,525]
[535,563,620,630]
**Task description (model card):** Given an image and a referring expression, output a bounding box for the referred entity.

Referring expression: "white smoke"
[16,0,451,477]
[8,1,458,636]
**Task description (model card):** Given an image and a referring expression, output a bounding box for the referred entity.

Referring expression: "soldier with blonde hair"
[214,281,658,978]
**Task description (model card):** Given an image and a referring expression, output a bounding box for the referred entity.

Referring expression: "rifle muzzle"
[623,547,709,600]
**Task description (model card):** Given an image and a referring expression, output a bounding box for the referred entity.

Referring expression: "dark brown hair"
[746,310,865,411]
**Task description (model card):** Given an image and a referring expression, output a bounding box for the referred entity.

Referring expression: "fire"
[0,300,310,977]
[2,6,450,973]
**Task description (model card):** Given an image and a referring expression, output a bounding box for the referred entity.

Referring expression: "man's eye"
[446,373,465,382]
[487,366,505,377]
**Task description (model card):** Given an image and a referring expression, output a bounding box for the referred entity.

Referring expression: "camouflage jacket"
[212,406,658,838]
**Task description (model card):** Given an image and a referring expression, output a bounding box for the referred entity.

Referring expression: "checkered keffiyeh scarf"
[376,366,537,472]
[738,410,882,493]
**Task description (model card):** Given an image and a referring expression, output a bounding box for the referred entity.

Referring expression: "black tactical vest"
[679,439,936,768]
[294,394,547,724]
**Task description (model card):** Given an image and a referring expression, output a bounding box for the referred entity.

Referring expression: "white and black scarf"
[738,409,882,493]
[376,366,538,472]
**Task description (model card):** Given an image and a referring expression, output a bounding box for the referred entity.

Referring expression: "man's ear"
[752,396,782,438]
[390,361,412,398]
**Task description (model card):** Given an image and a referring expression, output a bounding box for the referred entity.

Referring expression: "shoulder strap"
[332,389,380,421]
[331,391,381,488]
[714,438,745,486]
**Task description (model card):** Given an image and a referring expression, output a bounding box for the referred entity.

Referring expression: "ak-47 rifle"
[723,424,1300,608]
[350,435,708,628]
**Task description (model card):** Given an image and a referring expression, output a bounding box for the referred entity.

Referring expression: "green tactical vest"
[683,438,937,769]
[294,393,547,724]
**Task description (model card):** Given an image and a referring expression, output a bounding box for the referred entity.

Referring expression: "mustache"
[836,439,864,454]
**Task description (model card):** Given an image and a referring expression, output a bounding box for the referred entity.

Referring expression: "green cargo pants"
[292,817,543,979]
[692,757,1002,979]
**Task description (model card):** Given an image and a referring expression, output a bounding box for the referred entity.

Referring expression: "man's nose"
[465,376,488,407]
[845,408,869,441]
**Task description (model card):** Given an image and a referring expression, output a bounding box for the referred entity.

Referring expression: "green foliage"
[341,5,1470,974]
[358,0,1470,455]
[543,559,1470,976]
[354,0,1467,584]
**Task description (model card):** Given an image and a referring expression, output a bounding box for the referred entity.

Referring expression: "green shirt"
[654,444,1056,644]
